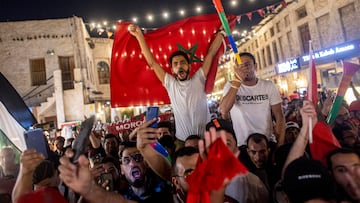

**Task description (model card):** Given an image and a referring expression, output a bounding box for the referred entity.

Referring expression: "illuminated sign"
[302,41,358,63]
[277,58,300,74]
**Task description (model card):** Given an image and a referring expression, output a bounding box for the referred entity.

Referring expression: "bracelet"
[217,29,227,37]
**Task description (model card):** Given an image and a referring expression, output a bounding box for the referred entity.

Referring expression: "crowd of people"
[1,23,360,203]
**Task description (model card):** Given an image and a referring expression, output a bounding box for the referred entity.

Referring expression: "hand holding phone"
[24,128,49,159]
[146,106,159,128]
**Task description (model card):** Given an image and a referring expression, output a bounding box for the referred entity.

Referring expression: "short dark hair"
[239,52,256,64]
[169,50,190,65]
[326,147,359,169]
[118,141,137,158]
[103,133,119,144]
[173,147,199,173]
[185,134,201,142]
[246,133,269,147]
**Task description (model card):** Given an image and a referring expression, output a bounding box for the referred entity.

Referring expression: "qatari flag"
[110,14,236,107]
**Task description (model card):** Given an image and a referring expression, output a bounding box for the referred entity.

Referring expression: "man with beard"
[219,52,285,146]
[58,119,173,203]
[119,142,173,202]
[129,24,226,148]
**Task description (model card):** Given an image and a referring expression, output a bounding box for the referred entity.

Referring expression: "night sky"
[0,0,281,35]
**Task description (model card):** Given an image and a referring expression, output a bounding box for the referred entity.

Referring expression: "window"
[286,31,293,56]
[278,37,284,60]
[97,61,110,84]
[272,41,279,63]
[296,6,307,20]
[284,15,290,27]
[270,27,275,37]
[59,56,75,90]
[298,23,311,54]
[276,21,281,33]
[317,13,331,47]
[266,45,272,65]
[256,52,261,70]
[30,58,46,86]
[339,3,359,41]
[261,48,266,68]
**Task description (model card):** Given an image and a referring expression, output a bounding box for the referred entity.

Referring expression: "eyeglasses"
[121,153,144,165]
[175,168,194,179]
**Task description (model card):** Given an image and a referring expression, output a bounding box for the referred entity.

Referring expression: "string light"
[85,0,288,38]
[195,6,202,13]
[163,12,169,19]
[179,9,185,16]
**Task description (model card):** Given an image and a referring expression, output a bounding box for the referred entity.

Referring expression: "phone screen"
[24,128,49,159]
[146,106,159,128]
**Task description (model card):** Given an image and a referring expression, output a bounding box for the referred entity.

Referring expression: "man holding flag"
[128,23,226,148]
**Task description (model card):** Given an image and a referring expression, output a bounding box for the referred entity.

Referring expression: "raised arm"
[219,74,242,117]
[281,100,317,178]
[136,118,172,182]
[128,24,166,84]
[12,150,44,202]
[201,30,226,77]
[59,153,136,203]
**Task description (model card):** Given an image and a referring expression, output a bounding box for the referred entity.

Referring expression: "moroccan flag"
[110,14,236,107]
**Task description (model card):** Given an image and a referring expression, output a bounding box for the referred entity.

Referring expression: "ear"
[172,176,181,190]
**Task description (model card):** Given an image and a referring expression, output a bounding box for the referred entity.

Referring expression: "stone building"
[0,16,114,128]
[214,0,360,101]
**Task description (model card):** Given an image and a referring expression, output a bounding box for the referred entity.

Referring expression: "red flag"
[307,56,318,106]
[246,12,253,21]
[310,121,341,166]
[110,14,236,107]
[186,139,248,203]
[281,0,287,8]
[236,15,241,24]
[257,9,265,17]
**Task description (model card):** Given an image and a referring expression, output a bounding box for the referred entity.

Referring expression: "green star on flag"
[177,43,203,63]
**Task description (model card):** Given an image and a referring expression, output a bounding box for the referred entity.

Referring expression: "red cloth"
[110,14,236,107]
[307,58,318,106]
[16,188,67,203]
[186,138,248,203]
[310,121,341,166]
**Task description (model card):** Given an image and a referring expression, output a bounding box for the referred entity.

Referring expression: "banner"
[110,14,236,107]
[107,113,173,134]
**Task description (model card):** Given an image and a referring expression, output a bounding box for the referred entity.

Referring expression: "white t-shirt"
[223,79,282,145]
[164,69,210,141]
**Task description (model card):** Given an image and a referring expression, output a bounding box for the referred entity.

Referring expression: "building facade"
[0,17,114,128]
[214,0,360,101]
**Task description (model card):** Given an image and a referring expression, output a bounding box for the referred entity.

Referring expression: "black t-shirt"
[120,170,173,203]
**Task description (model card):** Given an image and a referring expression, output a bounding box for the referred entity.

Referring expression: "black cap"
[206,119,237,145]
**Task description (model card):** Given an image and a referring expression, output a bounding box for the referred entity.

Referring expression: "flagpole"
[212,0,242,65]
[308,40,313,144]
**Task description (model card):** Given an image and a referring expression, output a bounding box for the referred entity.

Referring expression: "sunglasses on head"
[121,153,143,165]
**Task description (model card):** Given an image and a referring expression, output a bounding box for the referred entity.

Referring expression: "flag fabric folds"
[0,73,37,150]
[310,121,341,166]
[110,14,236,107]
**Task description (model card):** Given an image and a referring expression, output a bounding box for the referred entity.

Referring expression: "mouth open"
[131,167,142,179]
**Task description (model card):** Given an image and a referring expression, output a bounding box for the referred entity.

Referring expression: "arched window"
[97,61,110,84]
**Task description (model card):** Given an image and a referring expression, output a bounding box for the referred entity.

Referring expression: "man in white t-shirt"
[219,52,285,146]
[128,24,225,146]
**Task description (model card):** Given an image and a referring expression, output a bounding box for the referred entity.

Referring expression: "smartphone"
[24,128,49,159]
[100,173,114,191]
[71,115,95,163]
[146,106,159,128]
